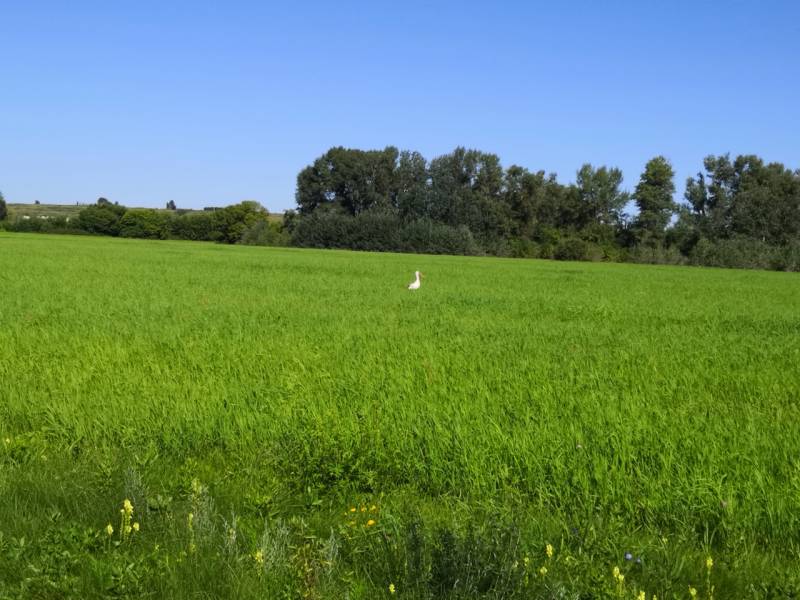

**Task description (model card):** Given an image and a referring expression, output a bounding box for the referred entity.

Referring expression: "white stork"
[408,271,422,290]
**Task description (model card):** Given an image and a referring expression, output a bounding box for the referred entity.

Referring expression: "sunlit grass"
[1,232,799,597]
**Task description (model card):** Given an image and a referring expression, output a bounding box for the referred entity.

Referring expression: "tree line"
[288,147,800,270]
[0,197,287,247]
[2,148,799,271]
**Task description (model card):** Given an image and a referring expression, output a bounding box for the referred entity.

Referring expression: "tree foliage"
[292,146,800,271]
[632,156,676,244]
[6,146,799,272]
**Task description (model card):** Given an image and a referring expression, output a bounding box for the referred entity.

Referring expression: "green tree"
[573,164,629,229]
[296,146,400,216]
[212,201,269,243]
[0,190,7,221]
[632,156,676,244]
[684,154,800,245]
[118,209,171,239]
[77,198,127,236]
[395,150,429,220]
[428,147,511,240]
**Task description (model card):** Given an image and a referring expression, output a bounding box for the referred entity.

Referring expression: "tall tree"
[295,146,399,216]
[632,156,676,243]
[0,190,7,221]
[395,150,429,220]
[685,154,800,244]
[428,147,510,239]
[574,164,629,229]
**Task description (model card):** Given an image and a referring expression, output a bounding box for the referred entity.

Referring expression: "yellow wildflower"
[350,507,356,513]
[618,574,625,583]
[106,524,114,536]
[254,550,264,565]
[132,522,140,532]
[366,519,376,527]
[689,587,697,598]
[638,591,646,600]
[706,556,713,570]
[546,543,554,558]
[388,583,396,594]
[523,556,530,567]
[361,506,366,512]
[613,566,620,579]
[125,525,132,534]
[370,505,377,511]
[123,499,133,515]
[539,565,547,576]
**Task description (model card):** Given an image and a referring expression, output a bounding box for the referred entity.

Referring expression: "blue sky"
[2,1,798,212]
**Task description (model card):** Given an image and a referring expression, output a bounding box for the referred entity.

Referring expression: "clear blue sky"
[2,1,798,212]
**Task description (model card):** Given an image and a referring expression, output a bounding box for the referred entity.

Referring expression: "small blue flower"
[624,552,633,561]
[635,557,642,564]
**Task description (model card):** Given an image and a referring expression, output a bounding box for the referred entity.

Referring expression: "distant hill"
[8,203,84,220]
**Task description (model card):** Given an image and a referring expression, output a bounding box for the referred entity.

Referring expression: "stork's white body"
[408,271,421,290]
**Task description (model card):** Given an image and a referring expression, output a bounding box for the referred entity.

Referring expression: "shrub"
[239,220,290,247]
[553,238,590,261]
[169,212,219,241]
[119,209,172,239]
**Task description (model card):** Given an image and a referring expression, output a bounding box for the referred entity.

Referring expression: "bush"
[689,237,776,270]
[77,199,126,236]
[684,237,800,271]
[291,211,482,256]
[508,238,540,259]
[119,209,172,239]
[169,212,219,241]
[397,219,480,255]
[553,238,590,261]
[624,245,686,265]
[212,201,269,244]
[239,220,290,247]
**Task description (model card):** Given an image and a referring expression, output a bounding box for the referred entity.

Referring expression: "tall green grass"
[1,232,799,598]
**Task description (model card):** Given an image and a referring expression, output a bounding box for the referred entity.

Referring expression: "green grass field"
[1,232,799,598]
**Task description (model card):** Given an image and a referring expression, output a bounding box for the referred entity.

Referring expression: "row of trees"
[3,149,799,271]
[290,147,800,270]
[0,197,287,246]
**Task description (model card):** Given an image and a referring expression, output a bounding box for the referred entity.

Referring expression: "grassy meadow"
[1,232,799,598]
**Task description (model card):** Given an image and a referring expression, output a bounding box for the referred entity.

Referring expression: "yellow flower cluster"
[613,565,625,584]
[117,499,139,542]
[344,504,379,529]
